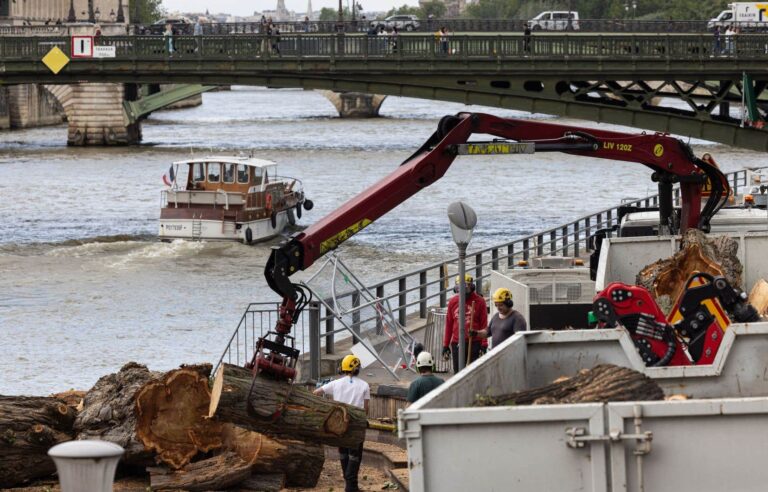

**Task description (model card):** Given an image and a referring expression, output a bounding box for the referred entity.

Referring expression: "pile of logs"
[0,361,369,490]
[474,364,664,407]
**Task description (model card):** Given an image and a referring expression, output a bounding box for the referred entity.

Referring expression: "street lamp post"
[447,201,477,372]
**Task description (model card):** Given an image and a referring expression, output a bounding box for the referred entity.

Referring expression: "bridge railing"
[5,33,768,61]
[130,19,719,35]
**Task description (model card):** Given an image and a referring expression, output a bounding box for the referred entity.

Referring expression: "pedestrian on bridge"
[164,22,175,56]
[523,23,532,54]
[713,25,721,55]
[438,26,450,54]
[390,26,399,54]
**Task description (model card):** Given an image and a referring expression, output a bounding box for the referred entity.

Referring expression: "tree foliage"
[420,1,448,19]
[131,0,164,24]
[466,0,521,19]
[384,4,421,17]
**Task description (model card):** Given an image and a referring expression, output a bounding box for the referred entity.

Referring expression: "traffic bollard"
[48,440,124,492]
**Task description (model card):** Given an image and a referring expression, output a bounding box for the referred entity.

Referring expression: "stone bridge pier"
[320,91,387,118]
[0,83,141,145]
[45,83,141,146]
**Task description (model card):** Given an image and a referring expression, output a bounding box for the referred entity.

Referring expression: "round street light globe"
[447,201,477,246]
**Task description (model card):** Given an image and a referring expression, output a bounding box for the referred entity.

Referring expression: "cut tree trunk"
[149,451,251,491]
[474,364,664,406]
[221,423,324,487]
[0,396,76,488]
[237,473,286,492]
[748,279,768,317]
[636,229,742,315]
[209,363,367,448]
[135,364,221,469]
[74,362,160,466]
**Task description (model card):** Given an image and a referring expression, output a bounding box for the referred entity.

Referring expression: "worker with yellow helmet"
[442,274,488,373]
[470,287,527,350]
[313,354,370,492]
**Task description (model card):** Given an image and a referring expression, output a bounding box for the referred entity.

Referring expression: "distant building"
[1,0,129,24]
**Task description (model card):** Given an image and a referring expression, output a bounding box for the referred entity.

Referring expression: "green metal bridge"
[2,33,767,149]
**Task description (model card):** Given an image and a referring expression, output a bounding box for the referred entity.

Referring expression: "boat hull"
[158,210,291,243]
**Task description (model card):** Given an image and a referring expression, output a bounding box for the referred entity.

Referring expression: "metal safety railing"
[4,33,768,62]
[214,163,761,377]
[2,19,757,37]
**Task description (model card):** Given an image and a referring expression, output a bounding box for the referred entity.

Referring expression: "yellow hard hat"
[341,354,361,372]
[492,287,513,304]
[455,274,474,285]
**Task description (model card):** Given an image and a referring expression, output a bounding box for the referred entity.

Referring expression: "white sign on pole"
[71,36,94,58]
[93,46,116,58]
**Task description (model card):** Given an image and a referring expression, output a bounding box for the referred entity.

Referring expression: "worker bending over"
[471,287,527,350]
[314,355,370,492]
[442,274,488,373]
[407,351,444,406]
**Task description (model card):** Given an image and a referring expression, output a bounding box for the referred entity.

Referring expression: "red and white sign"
[71,36,94,58]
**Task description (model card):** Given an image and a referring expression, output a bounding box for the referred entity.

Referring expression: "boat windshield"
[223,163,236,184]
[192,163,205,182]
[237,164,249,184]
[208,163,221,182]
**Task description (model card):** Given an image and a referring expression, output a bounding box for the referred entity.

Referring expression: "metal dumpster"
[399,324,768,492]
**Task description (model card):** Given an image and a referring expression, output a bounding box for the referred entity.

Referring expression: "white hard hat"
[416,351,434,368]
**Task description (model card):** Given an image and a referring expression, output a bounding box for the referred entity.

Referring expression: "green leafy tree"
[131,0,164,24]
[319,6,352,20]
[466,0,520,19]
[384,4,421,17]
[420,1,447,19]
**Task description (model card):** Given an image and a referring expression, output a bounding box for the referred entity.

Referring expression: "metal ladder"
[191,215,202,240]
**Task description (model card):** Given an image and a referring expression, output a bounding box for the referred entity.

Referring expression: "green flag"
[743,72,760,125]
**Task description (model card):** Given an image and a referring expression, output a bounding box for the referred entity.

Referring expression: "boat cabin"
[179,156,277,193]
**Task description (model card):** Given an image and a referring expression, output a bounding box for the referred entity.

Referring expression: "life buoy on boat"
[265,193,273,210]
[245,227,253,244]
[270,211,277,229]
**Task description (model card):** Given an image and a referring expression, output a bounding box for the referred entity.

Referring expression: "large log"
[474,364,664,406]
[209,363,367,448]
[149,451,252,491]
[0,395,76,488]
[221,423,325,487]
[135,364,222,469]
[636,229,742,314]
[74,362,160,466]
[237,473,286,492]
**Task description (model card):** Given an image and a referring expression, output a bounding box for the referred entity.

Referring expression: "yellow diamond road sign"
[42,46,70,74]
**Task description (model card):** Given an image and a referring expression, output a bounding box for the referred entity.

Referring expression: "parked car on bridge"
[529,11,580,31]
[370,15,420,32]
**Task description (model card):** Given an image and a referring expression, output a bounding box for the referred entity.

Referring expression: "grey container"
[399,324,768,492]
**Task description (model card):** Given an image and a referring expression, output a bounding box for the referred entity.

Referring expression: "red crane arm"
[265,112,728,302]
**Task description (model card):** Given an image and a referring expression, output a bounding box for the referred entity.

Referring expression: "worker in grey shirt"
[471,288,527,349]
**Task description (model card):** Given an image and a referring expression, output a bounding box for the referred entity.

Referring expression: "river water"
[0,87,763,395]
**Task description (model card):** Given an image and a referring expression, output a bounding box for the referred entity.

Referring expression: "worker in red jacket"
[442,274,488,373]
